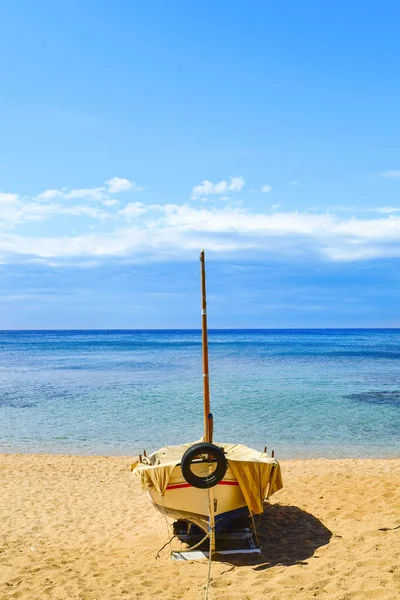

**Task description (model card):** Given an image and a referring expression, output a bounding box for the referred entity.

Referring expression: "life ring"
[181,442,227,489]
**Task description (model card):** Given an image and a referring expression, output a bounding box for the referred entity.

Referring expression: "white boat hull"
[148,463,248,533]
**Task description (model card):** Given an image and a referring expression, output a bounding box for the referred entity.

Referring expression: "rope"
[154,510,212,557]
[203,486,214,600]
[250,511,260,548]
[203,523,213,600]
[155,494,173,558]
[155,534,177,560]
[186,529,212,551]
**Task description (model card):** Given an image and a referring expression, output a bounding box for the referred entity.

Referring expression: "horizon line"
[1,327,400,332]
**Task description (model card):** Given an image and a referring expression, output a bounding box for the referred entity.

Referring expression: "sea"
[0,329,399,459]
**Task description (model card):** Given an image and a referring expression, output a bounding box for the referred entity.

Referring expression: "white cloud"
[117,202,148,219]
[0,177,145,228]
[0,193,20,204]
[192,180,223,196]
[261,185,272,193]
[191,176,245,198]
[0,190,120,229]
[63,187,106,201]
[0,201,111,226]
[2,202,400,264]
[36,189,63,201]
[3,177,400,265]
[229,176,245,191]
[379,170,400,179]
[367,206,400,214]
[290,180,300,186]
[61,206,110,219]
[36,177,143,203]
[159,205,331,235]
[106,177,135,193]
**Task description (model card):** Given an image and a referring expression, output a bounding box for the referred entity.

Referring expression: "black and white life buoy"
[181,442,227,489]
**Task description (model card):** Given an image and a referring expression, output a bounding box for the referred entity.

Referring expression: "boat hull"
[148,463,249,533]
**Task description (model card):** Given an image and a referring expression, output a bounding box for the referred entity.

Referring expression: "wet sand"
[1,454,399,599]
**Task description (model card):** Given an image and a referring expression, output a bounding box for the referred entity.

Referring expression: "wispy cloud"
[290,180,300,186]
[2,201,400,264]
[367,206,400,214]
[261,185,272,193]
[379,170,400,179]
[0,177,141,227]
[191,176,245,198]
[117,202,148,219]
[0,197,111,226]
[0,193,19,204]
[325,205,400,215]
[36,177,143,202]
[103,199,119,207]
[3,176,400,265]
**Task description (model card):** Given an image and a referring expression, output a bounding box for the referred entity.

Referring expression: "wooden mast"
[200,250,216,555]
[200,250,212,443]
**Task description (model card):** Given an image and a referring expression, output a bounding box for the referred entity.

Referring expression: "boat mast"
[200,250,216,556]
[200,250,212,443]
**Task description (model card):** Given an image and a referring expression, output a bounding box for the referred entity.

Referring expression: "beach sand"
[1,455,399,600]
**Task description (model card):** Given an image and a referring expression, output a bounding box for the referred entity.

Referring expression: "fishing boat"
[132,251,283,555]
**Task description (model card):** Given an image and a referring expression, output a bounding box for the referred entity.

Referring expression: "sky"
[1,1,400,328]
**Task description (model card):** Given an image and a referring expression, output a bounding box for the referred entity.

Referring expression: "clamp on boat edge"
[181,442,227,489]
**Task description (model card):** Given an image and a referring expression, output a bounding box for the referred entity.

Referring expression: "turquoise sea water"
[0,330,399,458]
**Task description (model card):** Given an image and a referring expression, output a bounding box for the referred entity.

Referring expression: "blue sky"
[1,1,400,328]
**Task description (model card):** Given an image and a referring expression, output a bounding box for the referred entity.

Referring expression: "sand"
[1,455,399,600]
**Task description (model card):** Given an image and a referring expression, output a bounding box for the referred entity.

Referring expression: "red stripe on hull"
[166,481,239,491]
[166,483,191,490]
[217,481,240,486]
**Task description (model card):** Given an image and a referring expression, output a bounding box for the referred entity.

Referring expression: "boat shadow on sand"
[216,502,332,569]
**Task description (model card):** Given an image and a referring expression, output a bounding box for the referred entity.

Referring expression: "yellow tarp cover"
[132,441,283,514]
